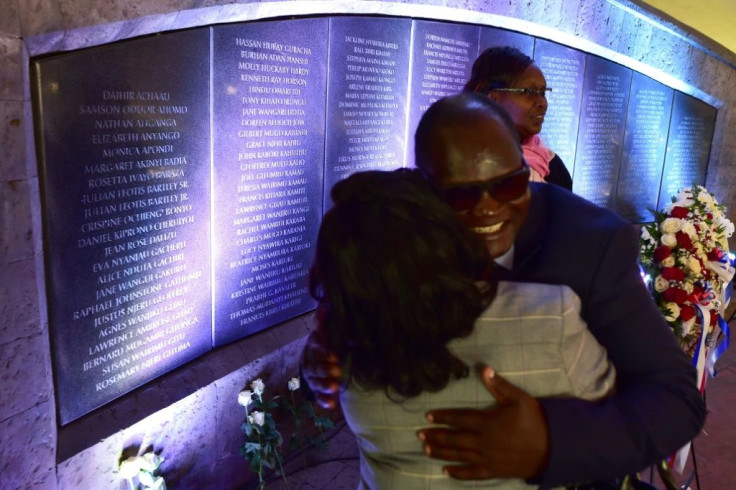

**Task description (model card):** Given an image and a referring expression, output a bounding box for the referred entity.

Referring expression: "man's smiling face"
[421,112,531,259]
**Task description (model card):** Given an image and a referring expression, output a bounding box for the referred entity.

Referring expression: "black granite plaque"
[657,92,717,209]
[533,39,586,175]
[479,26,534,57]
[614,73,673,222]
[572,55,632,208]
[405,20,480,165]
[323,17,412,203]
[33,29,212,424]
[212,19,327,346]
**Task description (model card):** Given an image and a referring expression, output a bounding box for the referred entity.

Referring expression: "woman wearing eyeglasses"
[310,168,615,489]
[464,46,573,190]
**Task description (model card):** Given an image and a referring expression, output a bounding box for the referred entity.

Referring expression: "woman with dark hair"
[309,168,615,489]
[464,46,573,190]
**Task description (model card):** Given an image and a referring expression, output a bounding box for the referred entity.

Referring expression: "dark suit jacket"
[513,183,705,487]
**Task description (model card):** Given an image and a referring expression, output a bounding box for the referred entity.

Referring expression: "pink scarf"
[521,135,555,179]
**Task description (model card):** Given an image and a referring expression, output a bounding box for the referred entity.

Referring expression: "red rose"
[693,283,705,295]
[653,246,671,262]
[707,248,725,261]
[663,287,689,305]
[710,309,718,326]
[694,224,701,232]
[671,206,689,218]
[707,213,714,220]
[680,305,696,321]
[675,231,694,250]
[661,267,685,281]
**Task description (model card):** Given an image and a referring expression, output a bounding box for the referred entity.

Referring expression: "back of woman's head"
[463,46,533,93]
[310,169,492,398]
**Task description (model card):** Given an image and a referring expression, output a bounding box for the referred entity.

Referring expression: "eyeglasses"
[490,87,552,98]
[436,163,530,211]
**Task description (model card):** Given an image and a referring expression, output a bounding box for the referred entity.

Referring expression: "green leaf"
[244,442,261,452]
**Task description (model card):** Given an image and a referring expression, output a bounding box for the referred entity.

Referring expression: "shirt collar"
[494,246,514,270]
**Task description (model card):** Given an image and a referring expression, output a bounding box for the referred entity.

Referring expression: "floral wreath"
[640,185,735,358]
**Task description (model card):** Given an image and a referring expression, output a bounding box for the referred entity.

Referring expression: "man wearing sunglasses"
[302,93,704,487]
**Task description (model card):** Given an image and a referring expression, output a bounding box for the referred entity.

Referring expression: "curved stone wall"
[1,1,735,488]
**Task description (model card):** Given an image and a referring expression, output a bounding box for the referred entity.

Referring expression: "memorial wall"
[32,15,717,424]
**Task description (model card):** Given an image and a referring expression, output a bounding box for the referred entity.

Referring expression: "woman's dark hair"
[309,169,493,398]
[463,46,534,93]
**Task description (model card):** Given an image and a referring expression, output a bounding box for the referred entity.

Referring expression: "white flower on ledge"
[238,389,253,407]
[118,452,165,490]
[248,410,265,426]
[251,378,265,396]
[139,452,162,473]
[288,377,300,391]
[118,456,142,479]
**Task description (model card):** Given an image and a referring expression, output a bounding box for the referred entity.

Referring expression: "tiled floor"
[267,340,736,490]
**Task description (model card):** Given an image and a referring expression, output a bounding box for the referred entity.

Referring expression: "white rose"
[681,316,696,336]
[139,452,162,473]
[238,389,253,407]
[687,257,702,274]
[664,302,681,322]
[248,410,265,426]
[697,191,714,205]
[683,281,694,294]
[288,377,300,391]
[150,476,166,490]
[681,221,697,238]
[250,378,265,396]
[660,218,682,234]
[654,275,669,292]
[661,233,677,248]
[661,256,675,267]
[118,456,142,479]
[139,470,156,487]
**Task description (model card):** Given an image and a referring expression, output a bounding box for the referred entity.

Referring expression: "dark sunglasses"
[436,163,530,211]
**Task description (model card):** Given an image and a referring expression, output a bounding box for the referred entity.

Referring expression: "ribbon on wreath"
[672,270,733,474]
[706,258,734,378]
[707,315,731,378]
[690,302,711,392]
[704,254,734,378]
[672,301,711,473]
